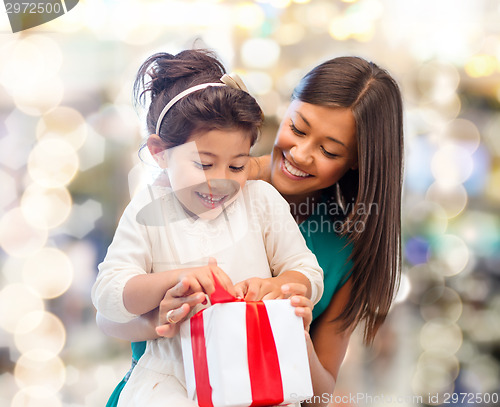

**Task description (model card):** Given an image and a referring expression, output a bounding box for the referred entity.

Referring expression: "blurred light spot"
[0,208,48,258]
[417,61,460,104]
[425,182,467,218]
[483,113,500,156]
[487,163,500,202]
[407,264,444,305]
[62,199,103,239]
[420,319,462,355]
[418,351,460,383]
[404,201,448,237]
[274,23,306,45]
[404,236,431,265]
[27,138,79,188]
[444,118,480,153]
[0,169,17,210]
[78,127,106,171]
[405,136,435,193]
[465,54,497,77]
[243,71,273,95]
[87,104,140,145]
[22,248,73,299]
[0,284,44,333]
[420,287,463,322]
[21,185,72,230]
[449,211,500,257]
[431,144,473,187]
[14,351,65,397]
[0,131,36,171]
[463,145,490,196]
[1,256,25,284]
[11,390,63,407]
[328,1,380,41]
[394,272,410,304]
[15,311,66,357]
[461,355,500,392]
[269,0,292,7]
[241,38,281,69]
[256,90,282,117]
[13,77,64,116]
[0,36,62,94]
[234,2,265,29]
[412,363,454,401]
[37,107,88,150]
[432,234,470,277]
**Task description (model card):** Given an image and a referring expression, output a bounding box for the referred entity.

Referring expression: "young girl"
[91,49,324,406]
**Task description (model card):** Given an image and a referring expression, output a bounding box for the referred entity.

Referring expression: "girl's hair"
[134,49,263,149]
[293,56,404,344]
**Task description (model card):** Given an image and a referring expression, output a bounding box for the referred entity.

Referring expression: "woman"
[98,55,404,407]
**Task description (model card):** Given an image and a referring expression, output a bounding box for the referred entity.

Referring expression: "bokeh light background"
[1,0,500,406]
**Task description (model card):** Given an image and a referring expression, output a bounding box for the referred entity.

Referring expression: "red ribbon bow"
[190,275,284,407]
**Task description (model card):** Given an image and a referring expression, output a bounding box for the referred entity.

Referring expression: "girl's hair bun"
[134,49,226,106]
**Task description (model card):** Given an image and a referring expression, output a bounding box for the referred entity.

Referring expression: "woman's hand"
[155,278,206,337]
[282,283,313,331]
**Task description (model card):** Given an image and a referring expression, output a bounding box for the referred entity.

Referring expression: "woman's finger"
[281,282,308,298]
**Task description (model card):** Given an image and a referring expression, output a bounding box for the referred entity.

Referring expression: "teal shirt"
[106,212,353,406]
[298,211,353,320]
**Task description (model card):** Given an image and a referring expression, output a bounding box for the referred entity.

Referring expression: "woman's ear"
[147,134,168,168]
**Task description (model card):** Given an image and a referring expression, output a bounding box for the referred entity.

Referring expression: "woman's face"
[270,100,358,200]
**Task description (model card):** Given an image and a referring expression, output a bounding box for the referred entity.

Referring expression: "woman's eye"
[289,121,306,136]
[193,161,212,170]
[320,147,338,159]
[229,165,245,172]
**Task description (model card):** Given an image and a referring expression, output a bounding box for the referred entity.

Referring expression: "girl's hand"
[177,257,236,298]
[156,278,206,337]
[234,277,284,301]
[282,283,313,331]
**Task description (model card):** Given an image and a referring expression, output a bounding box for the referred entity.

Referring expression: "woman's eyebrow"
[296,111,311,127]
[296,111,347,148]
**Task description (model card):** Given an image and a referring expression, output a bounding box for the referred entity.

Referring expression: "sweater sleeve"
[91,189,155,323]
[249,181,324,305]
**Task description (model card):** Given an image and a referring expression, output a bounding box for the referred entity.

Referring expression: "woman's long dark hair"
[134,49,263,149]
[293,56,404,344]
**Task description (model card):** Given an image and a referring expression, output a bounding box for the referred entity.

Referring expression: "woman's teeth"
[284,157,310,177]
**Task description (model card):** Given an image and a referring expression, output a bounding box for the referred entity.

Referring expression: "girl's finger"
[210,266,237,297]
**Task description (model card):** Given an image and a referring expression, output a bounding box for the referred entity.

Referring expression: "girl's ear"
[147,134,168,168]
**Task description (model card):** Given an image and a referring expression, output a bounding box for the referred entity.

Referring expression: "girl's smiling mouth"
[195,191,229,208]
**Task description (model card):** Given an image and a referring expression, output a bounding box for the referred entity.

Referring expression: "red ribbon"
[189,275,284,407]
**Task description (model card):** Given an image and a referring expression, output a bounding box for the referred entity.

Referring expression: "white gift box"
[180,299,313,407]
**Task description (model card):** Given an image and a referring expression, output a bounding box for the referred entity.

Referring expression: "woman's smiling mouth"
[281,155,312,179]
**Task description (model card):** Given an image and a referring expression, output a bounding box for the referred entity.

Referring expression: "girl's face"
[166,128,251,218]
[270,100,358,201]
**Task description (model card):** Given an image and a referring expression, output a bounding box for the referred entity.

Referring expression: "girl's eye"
[193,161,212,170]
[289,121,306,136]
[229,165,245,172]
[320,146,338,159]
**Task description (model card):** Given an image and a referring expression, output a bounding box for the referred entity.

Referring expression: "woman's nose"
[290,142,312,165]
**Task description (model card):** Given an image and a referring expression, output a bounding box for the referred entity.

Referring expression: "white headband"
[155,73,248,135]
